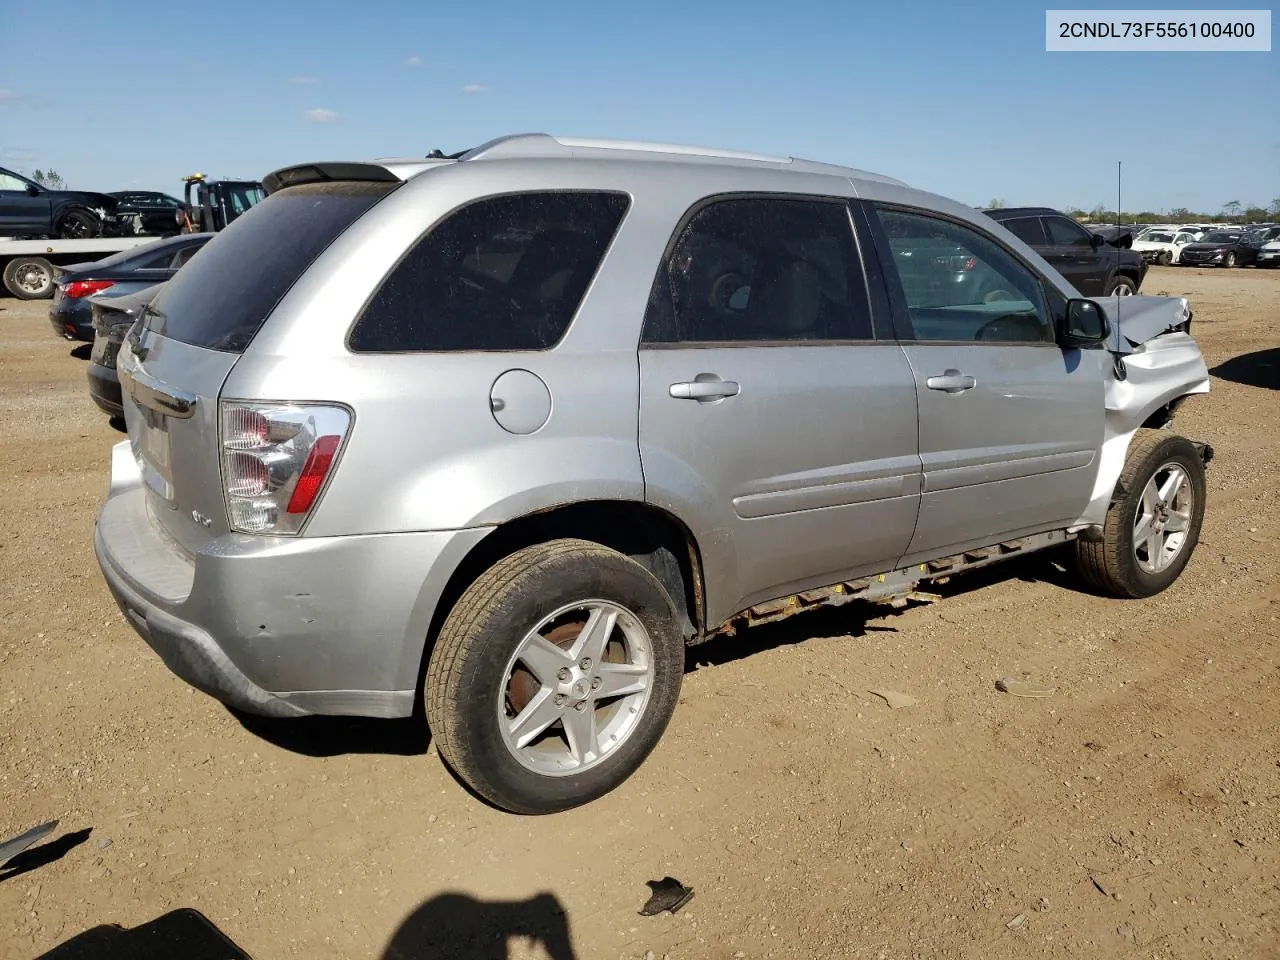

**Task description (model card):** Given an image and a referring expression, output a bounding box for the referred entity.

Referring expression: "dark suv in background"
[984,206,1147,296]
[0,166,120,239]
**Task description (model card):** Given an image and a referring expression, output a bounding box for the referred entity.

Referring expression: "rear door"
[638,195,921,624]
[118,181,395,555]
[1041,214,1108,295]
[860,203,1104,563]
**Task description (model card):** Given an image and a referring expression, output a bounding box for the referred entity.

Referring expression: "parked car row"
[1128,222,1280,267]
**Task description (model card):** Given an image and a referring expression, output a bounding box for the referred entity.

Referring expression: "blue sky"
[1,0,1275,213]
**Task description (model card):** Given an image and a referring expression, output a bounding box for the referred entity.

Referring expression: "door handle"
[669,377,740,402]
[925,370,976,394]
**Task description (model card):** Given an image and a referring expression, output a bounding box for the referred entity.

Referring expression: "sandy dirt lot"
[1,266,1277,960]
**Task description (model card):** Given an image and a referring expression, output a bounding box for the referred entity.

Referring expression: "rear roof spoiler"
[262,162,408,195]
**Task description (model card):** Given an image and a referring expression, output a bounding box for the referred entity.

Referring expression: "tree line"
[986,198,1280,224]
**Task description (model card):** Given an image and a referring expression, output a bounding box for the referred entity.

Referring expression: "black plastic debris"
[0,820,59,866]
[639,877,694,916]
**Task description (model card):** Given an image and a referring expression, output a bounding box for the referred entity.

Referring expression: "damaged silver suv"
[94,134,1213,814]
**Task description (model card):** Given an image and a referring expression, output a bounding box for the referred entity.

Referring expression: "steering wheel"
[975,312,1044,342]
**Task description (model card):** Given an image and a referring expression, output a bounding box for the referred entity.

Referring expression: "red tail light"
[63,279,116,299]
[287,435,343,514]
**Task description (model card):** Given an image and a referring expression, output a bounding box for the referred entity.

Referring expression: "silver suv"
[94,134,1212,814]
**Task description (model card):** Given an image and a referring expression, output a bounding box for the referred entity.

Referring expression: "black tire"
[1222,252,1236,268]
[1105,275,1138,296]
[1157,250,1173,266]
[1074,429,1206,599]
[55,209,101,240]
[2,256,56,299]
[425,539,684,814]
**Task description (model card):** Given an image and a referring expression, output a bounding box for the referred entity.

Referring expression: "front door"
[0,169,50,235]
[638,195,922,626]
[862,203,1105,564]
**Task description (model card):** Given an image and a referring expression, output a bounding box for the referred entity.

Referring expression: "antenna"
[1116,160,1121,232]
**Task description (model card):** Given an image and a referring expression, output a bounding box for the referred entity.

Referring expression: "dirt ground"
[1,266,1277,960]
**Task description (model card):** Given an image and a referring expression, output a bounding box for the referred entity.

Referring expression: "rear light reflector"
[219,401,351,535]
[63,279,116,299]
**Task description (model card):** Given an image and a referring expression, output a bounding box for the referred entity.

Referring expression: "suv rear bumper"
[94,441,488,718]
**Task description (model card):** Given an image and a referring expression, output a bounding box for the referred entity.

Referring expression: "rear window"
[348,190,629,352]
[142,181,394,352]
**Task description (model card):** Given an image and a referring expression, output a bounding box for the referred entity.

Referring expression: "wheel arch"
[409,499,706,703]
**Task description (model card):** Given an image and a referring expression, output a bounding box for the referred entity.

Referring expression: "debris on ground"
[868,689,918,709]
[995,677,1056,698]
[1006,913,1027,929]
[0,820,59,866]
[639,877,695,916]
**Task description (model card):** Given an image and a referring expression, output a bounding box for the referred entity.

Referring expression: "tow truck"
[2,173,264,300]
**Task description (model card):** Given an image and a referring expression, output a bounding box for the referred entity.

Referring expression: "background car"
[1133,228,1204,265]
[984,206,1147,295]
[1178,229,1256,267]
[48,233,210,340]
[0,166,120,238]
[109,191,186,236]
[86,283,163,417]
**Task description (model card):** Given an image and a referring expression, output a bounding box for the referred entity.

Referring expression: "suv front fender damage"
[1072,296,1211,532]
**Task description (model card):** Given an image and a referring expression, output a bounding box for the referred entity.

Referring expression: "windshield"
[1201,232,1239,243]
[1145,233,1174,243]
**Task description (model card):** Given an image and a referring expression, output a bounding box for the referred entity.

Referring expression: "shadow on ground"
[35,908,252,959]
[383,892,577,960]
[0,828,92,884]
[231,712,431,758]
[1211,347,1279,389]
[68,343,92,360]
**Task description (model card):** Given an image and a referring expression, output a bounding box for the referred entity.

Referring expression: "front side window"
[0,171,30,191]
[349,191,630,352]
[1044,216,1094,247]
[872,206,1054,344]
[642,196,873,344]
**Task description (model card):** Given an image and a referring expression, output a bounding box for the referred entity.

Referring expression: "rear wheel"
[2,256,56,299]
[56,209,101,240]
[1105,275,1137,296]
[1074,429,1206,598]
[425,539,685,814]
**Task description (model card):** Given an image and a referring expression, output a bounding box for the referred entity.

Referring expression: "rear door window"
[142,181,394,352]
[1002,217,1047,246]
[349,191,629,352]
[1044,216,1094,247]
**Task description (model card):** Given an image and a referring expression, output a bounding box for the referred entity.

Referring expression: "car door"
[1041,214,1107,295]
[859,202,1104,564]
[638,195,922,625]
[0,169,51,234]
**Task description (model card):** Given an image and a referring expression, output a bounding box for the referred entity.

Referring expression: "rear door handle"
[925,370,976,394]
[670,377,740,402]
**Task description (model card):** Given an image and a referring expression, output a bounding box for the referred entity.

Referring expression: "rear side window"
[143,181,394,352]
[1001,217,1047,246]
[348,191,629,352]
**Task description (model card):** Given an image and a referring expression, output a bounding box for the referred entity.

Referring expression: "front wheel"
[1105,275,1137,296]
[1223,252,1237,268]
[425,539,685,814]
[2,256,56,299]
[56,209,101,240]
[1074,429,1206,598]
[1157,250,1173,266]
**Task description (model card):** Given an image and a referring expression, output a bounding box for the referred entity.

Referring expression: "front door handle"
[925,370,976,394]
[670,377,740,402]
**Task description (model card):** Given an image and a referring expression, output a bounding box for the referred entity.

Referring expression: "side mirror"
[1061,298,1110,346]
[25,183,40,196]
[1089,232,1104,249]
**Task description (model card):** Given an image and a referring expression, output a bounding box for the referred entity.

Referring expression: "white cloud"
[405,55,422,67]
[0,89,18,105]
[461,83,489,94]
[289,76,319,85]
[303,108,341,124]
